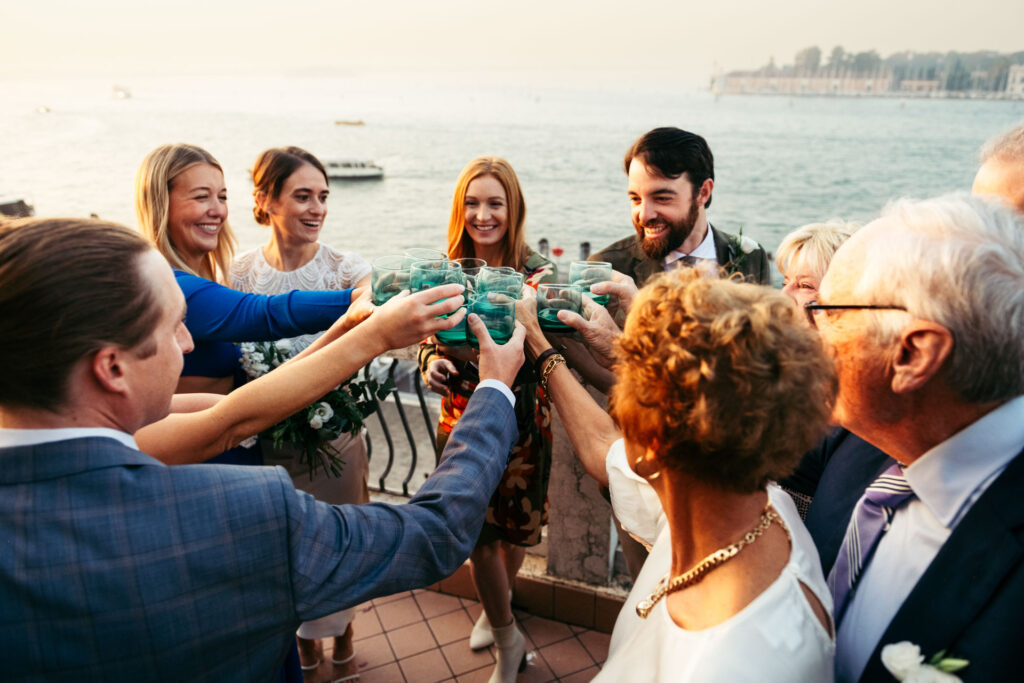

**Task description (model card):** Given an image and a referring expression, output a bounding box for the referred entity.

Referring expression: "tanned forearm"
[137,321,388,464]
[526,335,618,488]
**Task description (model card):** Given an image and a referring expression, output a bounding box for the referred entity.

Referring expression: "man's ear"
[91,346,130,395]
[891,321,954,394]
[697,178,713,207]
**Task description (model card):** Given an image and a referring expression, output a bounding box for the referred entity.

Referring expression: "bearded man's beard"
[634,198,701,260]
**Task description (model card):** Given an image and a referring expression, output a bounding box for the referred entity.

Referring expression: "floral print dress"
[418,249,556,546]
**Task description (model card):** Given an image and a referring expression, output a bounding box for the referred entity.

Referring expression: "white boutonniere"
[881,641,968,682]
[725,227,759,277]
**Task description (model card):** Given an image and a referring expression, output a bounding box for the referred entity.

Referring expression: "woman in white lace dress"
[231,146,370,681]
[517,271,839,681]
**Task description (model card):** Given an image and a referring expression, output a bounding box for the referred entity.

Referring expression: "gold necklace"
[635,504,786,619]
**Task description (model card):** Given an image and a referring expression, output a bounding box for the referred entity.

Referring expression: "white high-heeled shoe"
[469,590,511,650]
[470,610,494,650]
[487,620,527,683]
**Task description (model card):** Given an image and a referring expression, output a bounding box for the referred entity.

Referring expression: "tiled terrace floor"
[305,588,612,682]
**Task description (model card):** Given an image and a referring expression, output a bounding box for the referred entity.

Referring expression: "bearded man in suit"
[0,217,525,679]
[593,126,771,286]
[809,195,1024,682]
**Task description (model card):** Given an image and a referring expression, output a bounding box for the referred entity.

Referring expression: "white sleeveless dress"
[596,439,835,682]
[231,244,371,639]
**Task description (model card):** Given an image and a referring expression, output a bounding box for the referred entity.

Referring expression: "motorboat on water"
[324,159,384,180]
[0,196,35,218]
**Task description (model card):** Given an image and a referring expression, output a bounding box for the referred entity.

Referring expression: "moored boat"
[324,159,384,180]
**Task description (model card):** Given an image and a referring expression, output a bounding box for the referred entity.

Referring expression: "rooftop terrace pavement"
[303,562,623,682]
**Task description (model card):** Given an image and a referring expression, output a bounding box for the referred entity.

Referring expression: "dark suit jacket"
[786,429,1024,682]
[592,224,772,287]
[782,428,894,574]
[857,447,1024,682]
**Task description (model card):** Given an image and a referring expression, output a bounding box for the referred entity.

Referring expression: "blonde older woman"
[776,220,858,308]
[518,271,838,681]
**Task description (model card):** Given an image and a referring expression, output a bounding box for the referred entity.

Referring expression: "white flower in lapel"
[882,641,966,682]
[882,642,924,679]
[739,235,758,254]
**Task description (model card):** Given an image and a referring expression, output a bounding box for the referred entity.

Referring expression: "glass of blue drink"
[569,261,613,306]
[476,266,524,300]
[467,291,516,347]
[411,261,467,346]
[452,257,487,292]
[537,284,583,332]
[403,247,448,267]
[371,255,412,305]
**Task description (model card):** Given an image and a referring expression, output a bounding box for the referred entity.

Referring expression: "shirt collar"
[663,223,716,266]
[904,394,1024,529]
[0,427,138,451]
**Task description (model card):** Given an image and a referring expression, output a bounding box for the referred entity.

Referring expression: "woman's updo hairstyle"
[251,146,329,225]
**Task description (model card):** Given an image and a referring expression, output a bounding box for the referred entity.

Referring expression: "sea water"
[3,73,1021,278]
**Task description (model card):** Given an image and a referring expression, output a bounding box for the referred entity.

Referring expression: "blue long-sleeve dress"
[175,270,353,465]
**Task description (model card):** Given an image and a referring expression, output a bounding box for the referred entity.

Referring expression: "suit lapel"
[628,239,662,287]
[710,225,731,267]
[860,449,1024,681]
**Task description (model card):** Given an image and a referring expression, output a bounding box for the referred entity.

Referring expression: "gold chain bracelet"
[539,353,566,394]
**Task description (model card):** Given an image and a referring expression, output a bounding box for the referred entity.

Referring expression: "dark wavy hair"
[251,146,329,225]
[624,127,715,208]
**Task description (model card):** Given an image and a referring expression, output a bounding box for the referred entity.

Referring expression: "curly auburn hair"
[610,271,837,494]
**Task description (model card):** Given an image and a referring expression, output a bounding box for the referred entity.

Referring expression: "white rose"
[309,402,334,430]
[275,339,293,354]
[314,402,334,422]
[904,665,961,683]
[882,642,925,680]
[739,235,759,254]
[239,342,256,353]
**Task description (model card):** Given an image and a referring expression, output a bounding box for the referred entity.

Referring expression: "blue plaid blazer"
[0,387,517,681]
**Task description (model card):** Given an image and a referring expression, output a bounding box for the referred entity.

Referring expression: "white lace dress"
[231,244,371,640]
[596,439,835,682]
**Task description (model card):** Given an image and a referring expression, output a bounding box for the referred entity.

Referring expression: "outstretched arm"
[516,287,618,487]
[175,270,353,342]
[286,314,527,618]
[137,285,468,464]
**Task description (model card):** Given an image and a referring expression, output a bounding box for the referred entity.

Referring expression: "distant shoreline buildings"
[713,46,1024,99]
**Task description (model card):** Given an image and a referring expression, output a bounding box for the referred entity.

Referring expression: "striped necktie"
[828,462,915,625]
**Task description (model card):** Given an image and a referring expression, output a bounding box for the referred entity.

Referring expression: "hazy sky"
[2,0,1022,85]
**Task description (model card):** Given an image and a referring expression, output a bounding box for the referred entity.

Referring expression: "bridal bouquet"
[239,339,393,478]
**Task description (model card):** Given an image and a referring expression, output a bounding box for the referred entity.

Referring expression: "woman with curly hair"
[418,156,555,683]
[517,271,838,681]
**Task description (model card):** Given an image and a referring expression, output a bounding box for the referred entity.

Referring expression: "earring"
[634,454,661,480]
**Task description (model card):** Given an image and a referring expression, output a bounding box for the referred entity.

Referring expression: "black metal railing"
[362,358,440,498]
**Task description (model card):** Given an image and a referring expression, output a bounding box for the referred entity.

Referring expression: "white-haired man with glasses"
[807,194,1024,682]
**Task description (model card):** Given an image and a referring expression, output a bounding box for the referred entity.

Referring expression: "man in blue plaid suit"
[0,218,525,680]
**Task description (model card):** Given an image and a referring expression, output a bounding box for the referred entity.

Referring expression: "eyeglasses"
[803,302,907,328]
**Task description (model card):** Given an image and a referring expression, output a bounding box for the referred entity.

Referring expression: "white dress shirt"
[663,224,717,272]
[0,426,139,450]
[835,395,1024,682]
